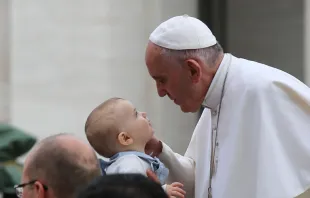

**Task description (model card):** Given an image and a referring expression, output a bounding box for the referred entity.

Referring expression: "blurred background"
[0,0,308,197]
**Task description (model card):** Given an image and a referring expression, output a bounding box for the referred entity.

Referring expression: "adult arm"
[146,134,196,198]
[159,142,195,186]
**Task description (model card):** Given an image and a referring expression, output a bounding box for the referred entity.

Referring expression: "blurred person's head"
[77,174,169,198]
[16,133,101,198]
[145,15,224,113]
[85,98,154,158]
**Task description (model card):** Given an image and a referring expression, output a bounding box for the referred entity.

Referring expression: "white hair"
[160,43,223,67]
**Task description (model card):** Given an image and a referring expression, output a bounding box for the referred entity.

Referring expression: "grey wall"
[0,0,10,123]
[8,0,198,158]
[304,0,310,85]
[227,0,304,81]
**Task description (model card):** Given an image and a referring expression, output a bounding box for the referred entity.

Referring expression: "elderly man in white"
[144,15,310,198]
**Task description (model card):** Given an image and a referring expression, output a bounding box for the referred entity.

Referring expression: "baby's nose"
[141,112,147,118]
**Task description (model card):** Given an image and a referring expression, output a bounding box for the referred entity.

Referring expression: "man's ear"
[185,59,201,83]
[34,181,46,198]
[118,132,133,146]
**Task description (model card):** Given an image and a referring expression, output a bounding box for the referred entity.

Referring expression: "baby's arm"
[165,182,186,198]
[146,167,186,198]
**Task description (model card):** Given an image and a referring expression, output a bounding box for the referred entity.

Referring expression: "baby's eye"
[135,111,138,117]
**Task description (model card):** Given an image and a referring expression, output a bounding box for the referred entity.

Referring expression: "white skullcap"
[149,15,217,50]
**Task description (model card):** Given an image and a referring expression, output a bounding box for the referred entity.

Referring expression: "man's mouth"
[173,99,178,105]
[168,95,177,104]
[167,93,174,101]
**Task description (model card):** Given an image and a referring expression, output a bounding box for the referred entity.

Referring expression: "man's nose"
[156,85,167,97]
[157,89,167,97]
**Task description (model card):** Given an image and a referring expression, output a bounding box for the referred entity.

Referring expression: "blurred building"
[0,0,198,159]
[0,0,307,160]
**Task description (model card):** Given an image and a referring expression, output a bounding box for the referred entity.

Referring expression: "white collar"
[202,53,231,109]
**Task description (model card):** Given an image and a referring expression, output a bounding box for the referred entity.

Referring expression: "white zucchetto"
[149,15,217,50]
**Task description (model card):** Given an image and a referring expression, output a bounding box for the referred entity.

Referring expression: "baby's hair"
[85,97,124,158]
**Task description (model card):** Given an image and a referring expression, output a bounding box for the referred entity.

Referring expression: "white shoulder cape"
[185,55,310,198]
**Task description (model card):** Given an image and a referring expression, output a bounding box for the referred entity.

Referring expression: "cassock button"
[212,110,217,116]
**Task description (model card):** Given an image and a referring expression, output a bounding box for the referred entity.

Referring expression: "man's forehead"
[146,42,161,57]
[146,59,174,80]
[145,42,164,65]
[145,55,168,74]
[146,42,181,79]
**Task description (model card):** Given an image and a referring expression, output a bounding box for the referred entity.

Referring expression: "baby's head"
[85,98,154,158]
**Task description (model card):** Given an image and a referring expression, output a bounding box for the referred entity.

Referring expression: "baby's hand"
[166,182,186,198]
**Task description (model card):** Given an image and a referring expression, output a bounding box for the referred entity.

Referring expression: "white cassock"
[158,53,310,198]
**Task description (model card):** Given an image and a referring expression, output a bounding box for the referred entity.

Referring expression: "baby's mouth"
[146,117,151,125]
[148,121,155,133]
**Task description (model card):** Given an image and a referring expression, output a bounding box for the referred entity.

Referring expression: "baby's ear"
[117,132,133,146]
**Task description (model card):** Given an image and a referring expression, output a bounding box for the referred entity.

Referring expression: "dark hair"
[77,174,169,198]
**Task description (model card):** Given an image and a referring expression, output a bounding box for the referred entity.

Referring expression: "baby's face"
[115,100,154,146]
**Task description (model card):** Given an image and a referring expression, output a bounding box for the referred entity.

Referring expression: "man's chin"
[180,106,190,113]
[180,104,200,113]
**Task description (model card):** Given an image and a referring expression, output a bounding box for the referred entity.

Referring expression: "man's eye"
[158,79,166,84]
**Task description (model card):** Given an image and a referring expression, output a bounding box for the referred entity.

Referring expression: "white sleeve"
[158,142,195,198]
[161,184,167,192]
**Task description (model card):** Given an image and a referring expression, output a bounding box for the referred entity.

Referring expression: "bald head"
[24,133,101,198]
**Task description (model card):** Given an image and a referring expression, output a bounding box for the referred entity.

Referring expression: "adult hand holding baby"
[166,182,186,198]
[145,136,163,157]
[146,169,161,183]
[147,168,186,198]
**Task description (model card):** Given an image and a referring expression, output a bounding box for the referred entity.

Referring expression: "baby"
[85,97,186,198]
